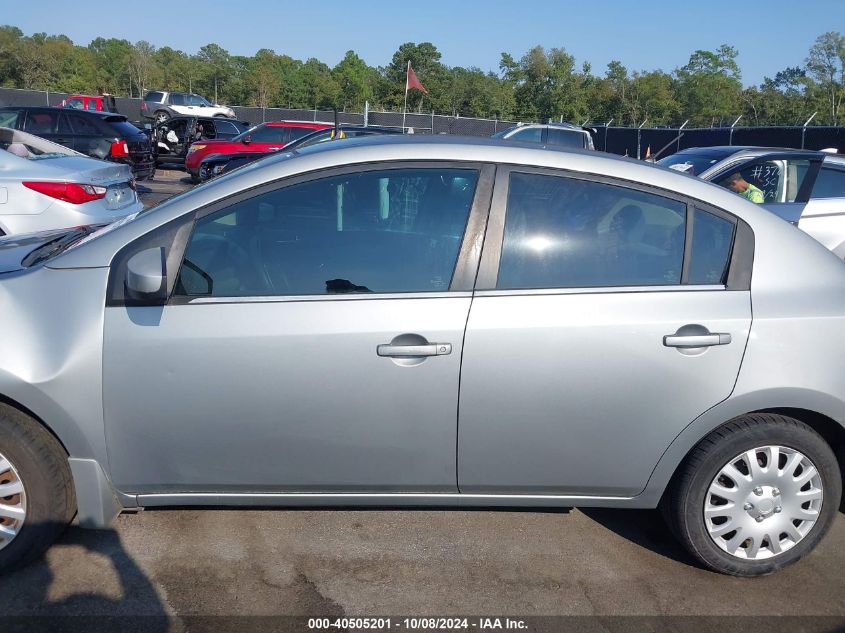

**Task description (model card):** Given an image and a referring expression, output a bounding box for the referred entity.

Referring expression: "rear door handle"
[663,333,731,348]
[377,343,452,357]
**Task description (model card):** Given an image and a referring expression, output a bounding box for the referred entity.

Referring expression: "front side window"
[547,128,586,149]
[247,126,286,143]
[65,98,83,110]
[188,94,212,106]
[24,111,61,135]
[176,168,479,297]
[214,120,239,136]
[509,127,543,143]
[716,159,811,203]
[497,173,687,289]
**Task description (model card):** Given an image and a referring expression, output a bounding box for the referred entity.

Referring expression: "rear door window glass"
[497,172,686,289]
[547,128,586,148]
[176,168,479,297]
[68,114,101,136]
[811,166,845,199]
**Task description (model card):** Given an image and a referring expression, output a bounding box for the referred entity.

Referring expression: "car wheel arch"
[643,390,845,507]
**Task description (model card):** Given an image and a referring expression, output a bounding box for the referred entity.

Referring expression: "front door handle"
[663,333,731,348]
[377,343,452,357]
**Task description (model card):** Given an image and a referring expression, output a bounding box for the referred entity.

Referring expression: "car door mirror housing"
[125,247,167,305]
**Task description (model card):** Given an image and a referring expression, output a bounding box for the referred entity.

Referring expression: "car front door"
[458,168,752,497]
[102,163,493,494]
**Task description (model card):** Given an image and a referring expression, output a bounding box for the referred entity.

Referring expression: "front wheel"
[0,405,76,574]
[665,413,841,576]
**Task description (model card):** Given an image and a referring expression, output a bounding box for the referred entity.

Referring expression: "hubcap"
[0,451,26,551]
[704,445,823,560]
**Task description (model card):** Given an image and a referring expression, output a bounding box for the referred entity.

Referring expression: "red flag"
[406,63,428,94]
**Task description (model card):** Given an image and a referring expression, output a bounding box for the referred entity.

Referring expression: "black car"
[154,116,250,166]
[0,106,156,180]
[198,125,402,181]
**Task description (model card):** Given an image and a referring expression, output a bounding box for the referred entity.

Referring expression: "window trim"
[476,164,752,293]
[157,160,494,305]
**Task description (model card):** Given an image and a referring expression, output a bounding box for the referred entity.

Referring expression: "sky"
[5,0,844,86]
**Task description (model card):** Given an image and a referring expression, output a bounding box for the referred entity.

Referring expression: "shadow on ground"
[0,524,168,633]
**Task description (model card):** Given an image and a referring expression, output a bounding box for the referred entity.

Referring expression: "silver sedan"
[0,136,842,577]
[0,127,143,236]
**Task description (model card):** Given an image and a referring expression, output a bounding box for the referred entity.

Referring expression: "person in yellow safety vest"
[723,172,765,203]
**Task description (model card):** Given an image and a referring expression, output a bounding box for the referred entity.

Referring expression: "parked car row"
[197,125,403,181]
[0,106,155,180]
[0,127,143,235]
[0,135,843,580]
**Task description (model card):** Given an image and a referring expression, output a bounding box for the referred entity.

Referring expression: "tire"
[154,110,170,124]
[665,413,841,576]
[0,404,75,574]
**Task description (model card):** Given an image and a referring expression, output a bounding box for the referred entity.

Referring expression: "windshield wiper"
[21,226,98,267]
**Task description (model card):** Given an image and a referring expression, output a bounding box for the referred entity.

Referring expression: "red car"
[184,121,332,182]
[56,94,118,113]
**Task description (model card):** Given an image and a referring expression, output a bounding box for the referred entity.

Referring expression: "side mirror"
[125,247,167,305]
[242,135,252,145]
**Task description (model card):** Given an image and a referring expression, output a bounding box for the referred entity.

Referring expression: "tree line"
[0,25,843,128]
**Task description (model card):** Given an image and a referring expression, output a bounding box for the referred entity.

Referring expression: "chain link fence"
[1,87,842,156]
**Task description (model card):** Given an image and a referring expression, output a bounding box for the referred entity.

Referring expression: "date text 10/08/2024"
[308,618,529,630]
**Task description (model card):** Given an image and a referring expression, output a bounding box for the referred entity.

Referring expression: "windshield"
[491,127,516,139]
[657,153,723,176]
[233,124,263,142]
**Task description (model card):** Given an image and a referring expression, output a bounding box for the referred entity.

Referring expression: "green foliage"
[0,25,841,127]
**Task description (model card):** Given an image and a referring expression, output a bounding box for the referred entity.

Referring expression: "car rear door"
[706,152,823,224]
[458,167,752,497]
[102,162,493,494]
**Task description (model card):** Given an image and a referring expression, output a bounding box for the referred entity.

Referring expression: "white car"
[658,146,845,258]
[141,91,236,123]
[0,127,143,235]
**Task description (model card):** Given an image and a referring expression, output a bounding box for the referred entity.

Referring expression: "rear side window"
[286,127,318,143]
[23,111,63,135]
[144,92,164,103]
[175,168,479,297]
[811,166,845,199]
[688,209,736,285]
[106,121,143,138]
[169,93,186,106]
[86,100,99,111]
[498,173,687,289]
[547,128,586,149]
[68,114,101,135]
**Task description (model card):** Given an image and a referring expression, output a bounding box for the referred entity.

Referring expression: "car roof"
[0,106,127,121]
[675,145,822,158]
[53,134,819,272]
[261,120,333,127]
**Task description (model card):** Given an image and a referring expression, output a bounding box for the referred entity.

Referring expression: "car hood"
[0,228,74,273]
[9,155,134,185]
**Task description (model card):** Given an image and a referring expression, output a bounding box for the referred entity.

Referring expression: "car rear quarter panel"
[643,204,845,504]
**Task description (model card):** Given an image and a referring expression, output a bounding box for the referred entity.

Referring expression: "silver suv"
[141,91,236,124]
[0,137,843,577]
[492,122,595,150]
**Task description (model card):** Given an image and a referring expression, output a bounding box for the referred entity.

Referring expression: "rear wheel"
[154,110,170,124]
[665,413,841,576]
[0,405,75,574]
